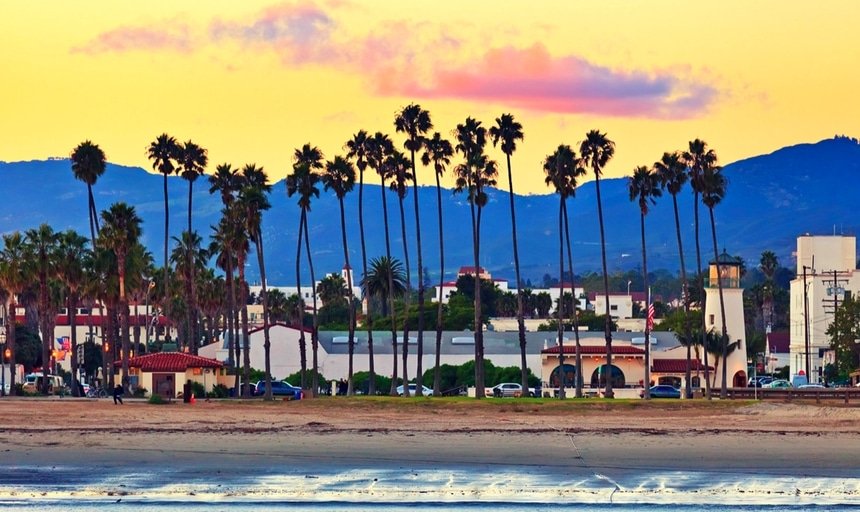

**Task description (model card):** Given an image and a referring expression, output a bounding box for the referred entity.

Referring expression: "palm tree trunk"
[694,192,712,398]
[556,195,566,399]
[397,196,411,396]
[380,176,398,396]
[410,151,426,395]
[594,173,613,398]
[256,231,273,401]
[474,200,485,398]
[302,211,320,397]
[87,185,98,244]
[358,168,375,395]
[238,254,251,398]
[224,251,238,396]
[162,173,171,349]
[505,154,528,395]
[187,181,196,354]
[5,299,16,396]
[39,267,50,394]
[671,194,694,398]
[69,292,80,396]
[562,200,583,398]
[640,211,651,400]
[337,197,356,396]
[295,213,308,390]
[709,207,730,397]
[433,172,445,396]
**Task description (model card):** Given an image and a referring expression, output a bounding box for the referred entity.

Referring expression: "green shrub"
[132,387,148,398]
[208,384,229,398]
[188,381,206,398]
[148,394,167,405]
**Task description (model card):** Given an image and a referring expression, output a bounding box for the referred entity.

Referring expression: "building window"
[709,314,715,325]
[610,305,618,311]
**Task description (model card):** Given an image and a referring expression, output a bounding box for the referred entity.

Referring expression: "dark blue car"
[640,385,681,399]
[254,381,302,399]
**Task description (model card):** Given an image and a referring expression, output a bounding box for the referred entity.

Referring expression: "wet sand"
[1,398,858,478]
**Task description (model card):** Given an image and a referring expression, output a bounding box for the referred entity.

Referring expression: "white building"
[590,293,634,319]
[432,266,509,304]
[789,235,859,383]
[703,251,748,388]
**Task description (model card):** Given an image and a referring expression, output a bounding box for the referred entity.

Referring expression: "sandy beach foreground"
[0,398,858,507]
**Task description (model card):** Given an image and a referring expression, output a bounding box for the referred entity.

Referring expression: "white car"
[396,384,433,397]
[491,382,524,398]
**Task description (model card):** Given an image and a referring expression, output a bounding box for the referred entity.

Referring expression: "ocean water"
[0,466,858,511]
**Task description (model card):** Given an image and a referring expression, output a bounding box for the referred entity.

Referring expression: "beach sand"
[0,398,858,506]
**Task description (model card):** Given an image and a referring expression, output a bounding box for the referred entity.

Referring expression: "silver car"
[491,382,524,398]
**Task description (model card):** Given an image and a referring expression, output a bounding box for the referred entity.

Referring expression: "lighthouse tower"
[704,250,748,388]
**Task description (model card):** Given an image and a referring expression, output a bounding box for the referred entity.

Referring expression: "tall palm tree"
[147,133,180,347]
[55,230,90,396]
[421,132,453,395]
[386,150,414,396]
[24,224,57,394]
[453,117,497,398]
[580,129,616,398]
[700,165,730,397]
[367,132,400,395]
[654,151,701,397]
[209,164,241,391]
[70,140,107,245]
[628,166,662,399]
[322,155,358,394]
[395,104,433,393]
[289,144,324,395]
[345,130,376,395]
[0,233,28,395]
[238,164,273,399]
[177,140,208,352]
[489,113,528,393]
[362,256,407,323]
[227,205,252,397]
[100,203,143,392]
[683,139,718,398]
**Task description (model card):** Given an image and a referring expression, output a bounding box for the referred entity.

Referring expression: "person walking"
[112,384,124,405]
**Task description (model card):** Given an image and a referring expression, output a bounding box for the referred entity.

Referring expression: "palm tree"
[580,129,616,398]
[70,140,107,245]
[24,224,57,394]
[489,113,528,394]
[290,144,324,395]
[0,232,28,395]
[169,231,207,343]
[654,151,699,397]
[421,132,453,395]
[177,140,208,352]
[55,230,90,396]
[147,133,180,347]
[238,164,273,399]
[226,205,252,397]
[209,164,241,392]
[453,117,497,398]
[395,104,433,393]
[345,130,377,395]
[322,155,358,394]
[700,165,730,397]
[362,256,407,320]
[683,139,719,398]
[100,203,143,392]
[386,149,414,396]
[367,132,400,395]
[760,250,778,331]
[628,166,662,399]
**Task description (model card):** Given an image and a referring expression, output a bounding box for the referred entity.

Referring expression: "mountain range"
[1,136,858,285]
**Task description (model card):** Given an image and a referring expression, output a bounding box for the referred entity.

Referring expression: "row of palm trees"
[3,103,732,401]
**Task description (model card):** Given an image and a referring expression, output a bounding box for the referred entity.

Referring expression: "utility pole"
[822,268,848,382]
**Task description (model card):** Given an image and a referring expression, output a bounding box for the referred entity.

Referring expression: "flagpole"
[645,287,651,394]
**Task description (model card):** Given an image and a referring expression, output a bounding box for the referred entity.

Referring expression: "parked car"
[641,385,681,399]
[764,379,792,389]
[254,380,302,398]
[797,384,825,389]
[21,373,68,395]
[491,382,525,398]
[396,383,433,397]
[229,382,258,397]
[748,376,773,388]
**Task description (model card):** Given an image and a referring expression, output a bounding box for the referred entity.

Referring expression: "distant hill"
[1,136,858,284]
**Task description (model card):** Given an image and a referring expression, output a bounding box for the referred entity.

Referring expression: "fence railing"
[725,387,860,403]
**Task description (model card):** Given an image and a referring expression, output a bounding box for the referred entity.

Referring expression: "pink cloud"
[72,25,192,54]
[378,45,715,119]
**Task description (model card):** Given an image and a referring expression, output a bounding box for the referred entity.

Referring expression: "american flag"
[646,303,655,332]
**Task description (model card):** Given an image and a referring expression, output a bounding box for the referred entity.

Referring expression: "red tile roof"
[651,359,713,373]
[542,345,645,355]
[118,352,222,373]
[458,266,487,275]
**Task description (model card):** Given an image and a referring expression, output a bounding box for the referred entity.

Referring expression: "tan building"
[116,352,228,398]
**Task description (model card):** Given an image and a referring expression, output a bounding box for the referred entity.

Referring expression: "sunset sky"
[2,1,858,194]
